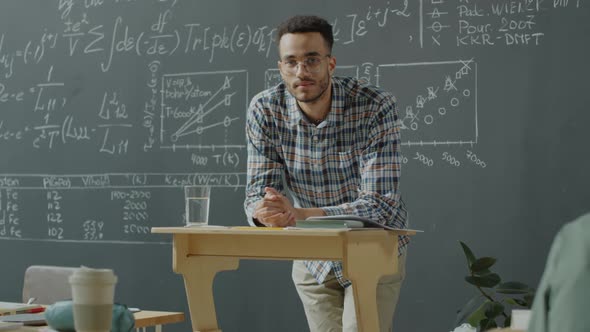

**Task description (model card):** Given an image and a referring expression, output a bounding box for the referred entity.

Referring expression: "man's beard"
[289,70,330,104]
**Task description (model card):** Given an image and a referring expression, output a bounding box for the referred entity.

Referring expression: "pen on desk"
[25,297,45,313]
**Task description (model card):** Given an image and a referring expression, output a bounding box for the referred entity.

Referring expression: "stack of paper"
[298,215,422,232]
[0,314,46,326]
[0,321,23,331]
[295,218,365,229]
[0,302,43,315]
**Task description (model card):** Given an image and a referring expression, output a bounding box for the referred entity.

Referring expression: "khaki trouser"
[292,254,406,332]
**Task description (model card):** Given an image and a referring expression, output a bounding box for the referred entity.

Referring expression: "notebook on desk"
[301,215,420,231]
[0,314,46,326]
[295,218,365,229]
[0,321,24,331]
[0,303,43,315]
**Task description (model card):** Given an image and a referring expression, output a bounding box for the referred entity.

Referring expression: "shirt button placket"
[312,130,320,164]
[312,130,322,186]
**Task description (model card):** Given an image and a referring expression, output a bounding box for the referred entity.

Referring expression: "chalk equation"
[0,0,585,246]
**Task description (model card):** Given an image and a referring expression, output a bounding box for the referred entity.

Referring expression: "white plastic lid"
[69,266,117,285]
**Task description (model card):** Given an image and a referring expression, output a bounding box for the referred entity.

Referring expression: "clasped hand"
[253,187,297,227]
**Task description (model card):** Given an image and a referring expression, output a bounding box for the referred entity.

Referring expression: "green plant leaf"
[484,301,504,319]
[479,318,498,331]
[496,281,531,294]
[467,301,488,327]
[513,298,528,307]
[455,295,485,327]
[504,315,512,328]
[473,268,491,277]
[465,273,501,288]
[504,298,518,306]
[471,257,497,272]
[460,241,476,266]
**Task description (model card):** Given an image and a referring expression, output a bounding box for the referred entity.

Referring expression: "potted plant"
[454,242,536,331]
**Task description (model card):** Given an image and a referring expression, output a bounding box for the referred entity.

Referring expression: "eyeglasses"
[280,55,330,74]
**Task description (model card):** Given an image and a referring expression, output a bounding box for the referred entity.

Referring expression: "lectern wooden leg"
[343,237,398,332]
[171,234,239,332]
[180,256,239,332]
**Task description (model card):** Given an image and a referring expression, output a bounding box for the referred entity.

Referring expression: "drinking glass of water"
[184,186,210,227]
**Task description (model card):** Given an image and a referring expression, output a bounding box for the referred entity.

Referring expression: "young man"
[244,15,409,332]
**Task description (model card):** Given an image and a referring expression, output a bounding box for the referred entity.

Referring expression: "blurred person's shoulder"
[557,212,590,250]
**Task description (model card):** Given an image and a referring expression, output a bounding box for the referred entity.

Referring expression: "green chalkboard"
[1,1,589,331]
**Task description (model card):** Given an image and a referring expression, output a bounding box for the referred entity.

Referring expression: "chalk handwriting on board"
[0,0,584,243]
[0,173,244,243]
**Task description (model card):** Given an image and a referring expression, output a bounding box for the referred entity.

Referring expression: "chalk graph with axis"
[159,70,248,150]
[377,60,478,147]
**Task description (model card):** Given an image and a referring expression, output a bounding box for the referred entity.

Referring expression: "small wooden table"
[151,227,415,332]
[7,310,184,332]
[134,310,185,331]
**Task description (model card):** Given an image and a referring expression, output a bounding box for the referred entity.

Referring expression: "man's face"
[278,32,336,104]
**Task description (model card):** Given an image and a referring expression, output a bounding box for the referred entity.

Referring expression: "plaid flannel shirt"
[244,76,409,287]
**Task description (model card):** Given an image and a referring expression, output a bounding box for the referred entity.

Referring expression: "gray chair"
[21,265,78,305]
[22,265,164,332]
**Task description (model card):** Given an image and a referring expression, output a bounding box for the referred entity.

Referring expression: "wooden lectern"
[151,227,416,332]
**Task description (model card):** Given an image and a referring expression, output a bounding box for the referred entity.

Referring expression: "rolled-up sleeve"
[243,97,284,226]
